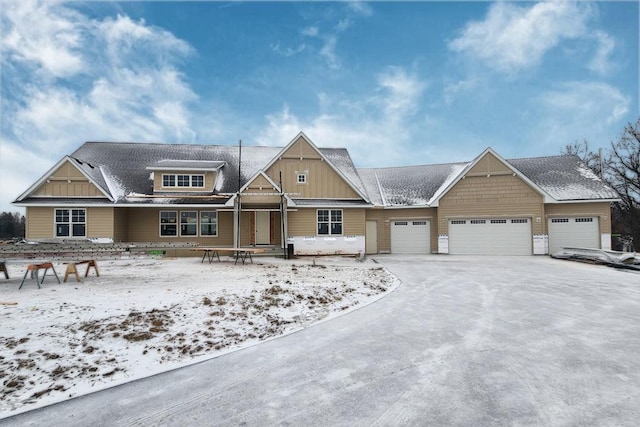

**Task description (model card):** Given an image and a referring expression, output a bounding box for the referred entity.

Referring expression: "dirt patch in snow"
[0,256,397,416]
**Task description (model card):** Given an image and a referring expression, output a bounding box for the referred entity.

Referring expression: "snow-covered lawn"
[0,256,397,417]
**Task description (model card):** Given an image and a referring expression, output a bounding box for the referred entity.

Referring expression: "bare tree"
[561,119,640,251]
[607,119,640,249]
[562,139,603,177]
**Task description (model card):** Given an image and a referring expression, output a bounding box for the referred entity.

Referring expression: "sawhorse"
[20,262,61,289]
[64,260,99,283]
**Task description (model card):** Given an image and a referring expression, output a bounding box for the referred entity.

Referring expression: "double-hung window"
[160,210,217,237]
[180,211,197,236]
[160,211,178,236]
[200,211,217,236]
[55,208,86,237]
[317,209,343,236]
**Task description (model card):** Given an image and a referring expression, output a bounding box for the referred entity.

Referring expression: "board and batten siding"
[545,202,611,234]
[287,208,365,236]
[265,137,360,200]
[266,159,360,200]
[365,208,437,253]
[32,160,104,198]
[438,174,545,236]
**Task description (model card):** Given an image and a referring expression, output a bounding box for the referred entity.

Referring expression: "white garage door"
[449,218,532,255]
[391,220,430,254]
[548,217,599,254]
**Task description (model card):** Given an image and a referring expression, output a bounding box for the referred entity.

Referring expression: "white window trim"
[159,211,178,237]
[317,209,343,236]
[297,173,307,184]
[200,211,218,237]
[161,174,205,189]
[180,211,198,237]
[54,208,87,238]
[159,210,219,237]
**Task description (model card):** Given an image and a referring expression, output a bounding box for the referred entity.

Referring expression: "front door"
[255,211,271,245]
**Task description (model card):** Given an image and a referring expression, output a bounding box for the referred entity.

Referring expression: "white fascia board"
[15,156,114,202]
[383,205,431,210]
[430,147,556,206]
[261,132,370,202]
[238,170,282,194]
[545,198,620,204]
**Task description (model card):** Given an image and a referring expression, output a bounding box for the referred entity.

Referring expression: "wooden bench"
[64,259,100,283]
[191,247,265,265]
[20,262,61,289]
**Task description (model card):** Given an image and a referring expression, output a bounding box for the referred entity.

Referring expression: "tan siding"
[439,175,545,235]
[87,207,114,239]
[545,202,612,234]
[266,159,360,199]
[25,207,54,239]
[126,208,234,245]
[344,209,365,235]
[113,208,129,242]
[288,208,365,236]
[288,209,315,236]
[365,208,437,253]
[468,152,512,175]
[265,137,360,199]
[282,137,323,159]
[153,170,217,193]
[240,174,281,204]
[32,160,104,197]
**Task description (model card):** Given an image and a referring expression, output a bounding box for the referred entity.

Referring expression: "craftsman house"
[14,132,619,256]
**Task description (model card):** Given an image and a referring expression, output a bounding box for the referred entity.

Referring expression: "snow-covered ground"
[0,256,397,417]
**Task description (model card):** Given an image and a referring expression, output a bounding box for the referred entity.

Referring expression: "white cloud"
[301,26,319,37]
[347,1,373,17]
[320,35,340,70]
[255,66,427,167]
[443,78,479,106]
[270,42,306,57]
[0,1,198,211]
[449,1,599,74]
[532,81,630,148]
[1,0,86,77]
[376,66,427,121]
[588,31,615,75]
[0,141,54,212]
[299,3,372,70]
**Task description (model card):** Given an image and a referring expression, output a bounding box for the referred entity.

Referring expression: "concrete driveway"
[6,256,640,426]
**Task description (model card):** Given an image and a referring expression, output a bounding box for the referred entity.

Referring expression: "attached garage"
[449,218,532,255]
[548,217,599,254]
[391,220,430,254]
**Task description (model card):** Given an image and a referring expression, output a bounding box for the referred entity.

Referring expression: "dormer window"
[297,173,307,184]
[162,174,205,189]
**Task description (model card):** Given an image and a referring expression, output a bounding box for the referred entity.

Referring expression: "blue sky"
[1,0,638,212]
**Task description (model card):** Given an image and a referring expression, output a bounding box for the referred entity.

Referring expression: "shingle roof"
[508,155,619,201]
[60,142,366,205]
[18,141,618,207]
[358,154,618,206]
[358,162,468,206]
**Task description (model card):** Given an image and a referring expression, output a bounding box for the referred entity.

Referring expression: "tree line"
[0,212,26,240]
[564,118,640,251]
